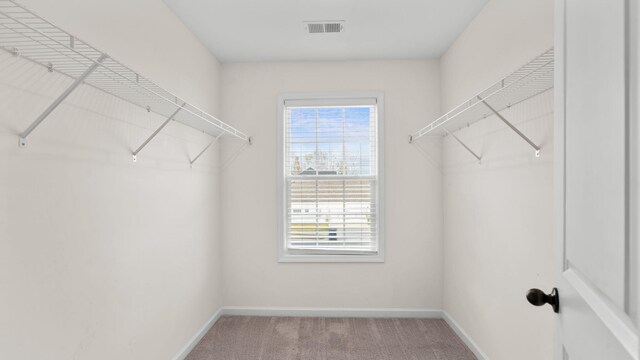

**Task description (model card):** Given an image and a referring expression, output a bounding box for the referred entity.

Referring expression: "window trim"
[276,92,385,263]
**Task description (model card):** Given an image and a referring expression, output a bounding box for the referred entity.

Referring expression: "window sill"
[278,253,385,263]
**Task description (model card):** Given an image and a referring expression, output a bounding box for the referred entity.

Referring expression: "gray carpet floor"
[185,316,477,360]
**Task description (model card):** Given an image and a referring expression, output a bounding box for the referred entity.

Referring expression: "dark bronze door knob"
[526,288,559,313]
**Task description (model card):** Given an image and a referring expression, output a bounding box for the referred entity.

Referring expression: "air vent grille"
[304,21,345,34]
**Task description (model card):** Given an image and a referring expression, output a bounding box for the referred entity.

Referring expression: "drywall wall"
[0,0,224,359]
[220,60,443,309]
[439,0,555,359]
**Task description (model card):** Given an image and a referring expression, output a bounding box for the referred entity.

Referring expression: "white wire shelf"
[409,48,554,160]
[0,0,251,161]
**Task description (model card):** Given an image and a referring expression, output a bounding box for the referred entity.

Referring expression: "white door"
[551,0,640,359]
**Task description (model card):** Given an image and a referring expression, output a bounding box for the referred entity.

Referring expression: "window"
[277,93,384,262]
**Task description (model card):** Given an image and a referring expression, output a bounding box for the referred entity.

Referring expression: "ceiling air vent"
[304,21,345,34]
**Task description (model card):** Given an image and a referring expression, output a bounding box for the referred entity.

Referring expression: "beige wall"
[220,60,444,309]
[439,0,555,359]
[0,0,559,358]
[0,0,224,359]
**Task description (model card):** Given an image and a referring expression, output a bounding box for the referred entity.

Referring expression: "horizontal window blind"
[284,102,379,254]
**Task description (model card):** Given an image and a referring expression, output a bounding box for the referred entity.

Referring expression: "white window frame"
[277,92,385,263]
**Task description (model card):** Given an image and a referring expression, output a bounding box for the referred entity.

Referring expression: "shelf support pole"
[478,96,541,157]
[444,128,481,163]
[132,103,185,162]
[19,53,108,147]
[190,134,224,167]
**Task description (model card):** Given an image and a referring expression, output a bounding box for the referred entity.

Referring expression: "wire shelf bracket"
[0,0,251,159]
[132,103,185,162]
[19,53,107,147]
[444,127,481,163]
[409,48,553,161]
[190,133,223,167]
[189,135,253,167]
[479,96,541,157]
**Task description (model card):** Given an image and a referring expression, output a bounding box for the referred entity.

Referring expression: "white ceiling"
[162,0,488,63]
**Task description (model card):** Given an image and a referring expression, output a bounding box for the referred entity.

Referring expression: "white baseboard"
[173,307,487,360]
[442,311,489,360]
[221,306,442,319]
[172,308,224,360]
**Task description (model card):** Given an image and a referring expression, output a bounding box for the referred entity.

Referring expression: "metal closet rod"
[1,0,251,164]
